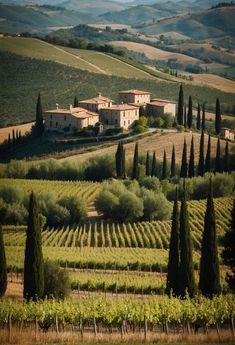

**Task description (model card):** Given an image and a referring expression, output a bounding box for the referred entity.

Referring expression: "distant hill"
[60,0,128,14]
[0,4,96,33]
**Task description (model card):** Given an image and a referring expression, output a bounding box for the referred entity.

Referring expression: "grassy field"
[0,122,34,144]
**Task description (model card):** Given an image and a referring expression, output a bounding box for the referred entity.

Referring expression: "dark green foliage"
[202,103,206,131]
[224,140,230,172]
[184,104,187,128]
[162,149,167,180]
[146,151,150,176]
[179,184,196,298]
[196,103,201,130]
[198,130,205,176]
[132,143,139,180]
[122,145,126,179]
[170,145,176,178]
[33,93,44,137]
[0,224,7,297]
[180,139,187,178]
[85,154,115,181]
[151,152,157,177]
[43,260,70,299]
[215,137,221,173]
[199,179,221,298]
[116,142,122,179]
[177,84,184,125]
[73,95,79,108]
[205,135,211,173]
[24,192,44,301]
[222,200,235,292]
[166,189,179,296]
[187,96,193,129]
[188,136,195,178]
[59,196,87,223]
[215,98,221,135]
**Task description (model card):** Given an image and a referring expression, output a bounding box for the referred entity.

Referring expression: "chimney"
[56,103,59,110]
[97,92,102,98]
[69,105,72,110]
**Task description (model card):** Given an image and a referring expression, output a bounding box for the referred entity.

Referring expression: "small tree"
[33,93,44,137]
[202,103,206,131]
[24,192,44,301]
[166,189,179,296]
[199,179,221,298]
[180,139,187,178]
[170,145,176,178]
[187,96,193,129]
[196,104,201,130]
[215,98,221,135]
[215,137,221,173]
[177,84,184,125]
[198,130,205,176]
[188,136,195,178]
[132,143,139,180]
[116,142,122,179]
[0,224,7,297]
[151,152,157,177]
[162,149,167,180]
[205,135,211,173]
[74,96,79,108]
[43,260,70,299]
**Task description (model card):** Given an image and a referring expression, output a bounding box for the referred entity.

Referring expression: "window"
[128,120,130,124]
[106,119,109,125]
[115,119,118,125]
[64,116,66,121]
[56,122,58,127]
[124,121,126,126]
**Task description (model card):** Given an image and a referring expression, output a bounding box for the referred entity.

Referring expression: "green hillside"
[60,0,127,14]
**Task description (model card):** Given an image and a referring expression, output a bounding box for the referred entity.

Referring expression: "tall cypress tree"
[122,144,126,179]
[12,129,15,146]
[74,96,79,108]
[151,152,157,177]
[205,135,211,173]
[215,98,221,135]
[202,103,206,132]
[215,137,221,173]
[177,84,184,125]
[187,96,193,129]
[34,93,44,137]
[162,149,167,180]
[7,134,11,149]
[198,130,205,176]
[132,142,139,180]
[0,224,7,297]
[224,140,230,173]
[146,151,150,176]
[184,104,187,128]
[24,192,44,301]
[188,136,195,178]
[180,139,187,178]
[170,145,176,178]
[115,142,122,179]
[199,179,221,298]
[179,183,196,298]
[196,104,201,130]
[166,189,179,296]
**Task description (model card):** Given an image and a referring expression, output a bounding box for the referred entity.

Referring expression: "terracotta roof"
[148,101,168,107]
[101,104,139,111]
[119,89,150,95]
[151,98,177,104]
[44,107,99,119]
[79,96,113,104]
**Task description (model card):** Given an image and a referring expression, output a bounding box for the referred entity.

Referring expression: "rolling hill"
[60,0,128,14]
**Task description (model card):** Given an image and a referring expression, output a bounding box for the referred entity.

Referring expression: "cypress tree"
[215,98,221,135]
[132,142,139,180]
[12,129,15,146]
[177,84,184,125]
[115,142,122,179]
[199,179,221,298]
[151,152,157,177]
[179,183,196,298]
[146,151,150,176]
[7,134,11,149]
[224,140,229,173]
[34,93,44,137]
[0,224,7,297]
[188,136,195,178]
[122,144,126,179]
[198,130,205,176]
[170,145,176,178]
[222,200,235,292]
[180,139,187,178]
[205,135,211,173]
[24,192,44,301]
[162,149,167,180]
[19,130,22,144]
[202,103,206,132]
[187,96,193,129]
[215,137,221,173]
[196,104,201,130]
[166,188,179,296]
[184,104,187,128]
[74,96,79,108]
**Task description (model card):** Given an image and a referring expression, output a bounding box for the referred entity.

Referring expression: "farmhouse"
[100,104,139,129]
[221,128,235,141]
[78,93,113,113]
[44,106,99,132]
[119,89,151,105]
[146,99,176,117]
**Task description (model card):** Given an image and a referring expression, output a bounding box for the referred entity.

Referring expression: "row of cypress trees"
[177,85,222,134]
[166,179,221,298]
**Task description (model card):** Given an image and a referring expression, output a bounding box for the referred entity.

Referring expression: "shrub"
[43,260,71,299]
[177,125,185,132]
[84,154,115,181]
[0,185,25,204]
[117,191,144,222]
[59,196,87,223]
[141,189,171,221]
[140,176,162,193]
